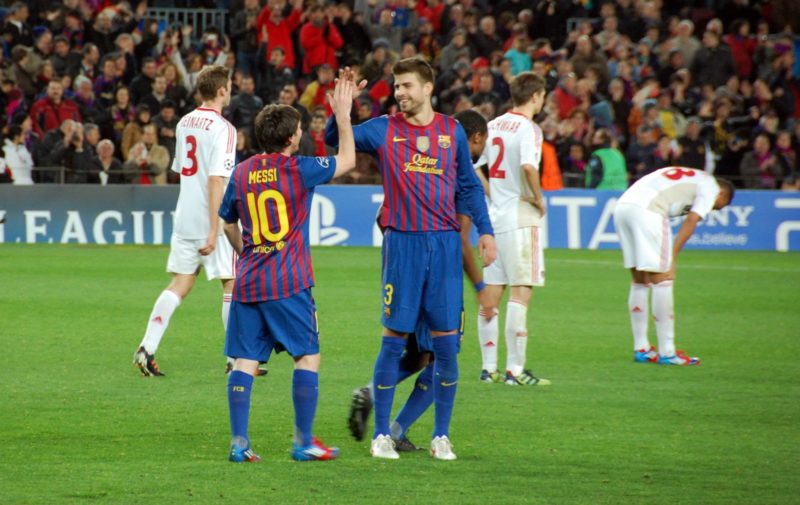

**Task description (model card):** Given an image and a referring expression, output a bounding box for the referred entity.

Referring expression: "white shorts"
[484,226,544,287]
[166,234,236,281]
[614,202,672,273]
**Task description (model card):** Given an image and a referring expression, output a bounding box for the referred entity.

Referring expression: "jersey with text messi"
[219,153,335,302]
[324,112,492,235]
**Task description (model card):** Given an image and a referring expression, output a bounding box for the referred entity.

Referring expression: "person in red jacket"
[29,80,82,138]
[255,0,303,72]
[299,4,343,76]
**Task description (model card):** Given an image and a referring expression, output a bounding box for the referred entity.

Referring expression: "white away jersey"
[618,167,720,219]
[484,111,543,232]
[171,107,236,239]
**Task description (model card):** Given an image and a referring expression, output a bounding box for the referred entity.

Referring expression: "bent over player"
[613,167,734,365]
[219,73,356,462]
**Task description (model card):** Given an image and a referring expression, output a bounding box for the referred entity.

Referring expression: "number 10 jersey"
[172,107,237,239]
[219,153,336,302]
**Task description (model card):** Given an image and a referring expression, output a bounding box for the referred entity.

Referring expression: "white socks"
[140,290,182,354]
[222,293,232,332]
[628,283,651,350]
[651,281,675,357]
[505,300,528,376]
[477,307,499,372]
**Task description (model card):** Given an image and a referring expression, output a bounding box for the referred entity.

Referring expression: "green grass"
[0,245,798,504]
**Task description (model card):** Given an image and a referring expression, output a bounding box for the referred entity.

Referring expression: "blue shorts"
[381,229,463,334]
[225,289,319,362]
[412,309,465,353]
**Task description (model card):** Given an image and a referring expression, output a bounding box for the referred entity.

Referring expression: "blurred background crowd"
[0,0,797,190]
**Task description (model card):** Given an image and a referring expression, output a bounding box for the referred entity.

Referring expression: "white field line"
[548,258,800,274]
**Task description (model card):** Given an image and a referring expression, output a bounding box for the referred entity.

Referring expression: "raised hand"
[328,68,355,118]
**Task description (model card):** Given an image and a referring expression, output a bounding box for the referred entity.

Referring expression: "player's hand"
[478,234,497,267]
[328,68,355,117]
[199,232,216,256]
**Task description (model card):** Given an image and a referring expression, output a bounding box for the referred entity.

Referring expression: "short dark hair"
[8,124,22,139]
[393,57,435,85]
[196,65,230,101]
[453,109,487,138]
[716,177,735,204]
[82,43,98,56]
[510,72,546,106]
[254,104,301,153]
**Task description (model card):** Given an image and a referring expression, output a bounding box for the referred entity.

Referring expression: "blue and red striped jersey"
[325,112,493,236]
[219,153,336,302]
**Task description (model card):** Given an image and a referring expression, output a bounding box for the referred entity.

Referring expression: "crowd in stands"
[0,0,798,190]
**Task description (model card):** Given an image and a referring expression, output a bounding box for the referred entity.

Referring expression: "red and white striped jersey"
[171,107,237,239]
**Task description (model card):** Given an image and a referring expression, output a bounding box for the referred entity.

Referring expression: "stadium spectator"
[740,133,783,189]
[30,80,82,139]
[775,130,798,190]
[2,3,34,49]
[586,128,627,189]
[3,124,35,185]
[53,122,94,183]
[299,4,343,75]
[504,36,531,76]
[361,40,394,84]
[152,100,179,166]
[299,64,336,116]
[438,28,470,75]
[129,57,156,105]
[93,55,119,107]
[470,15,503,59]
[70,43,100,82]
[255,0,304,72]
[334,2,372,66]
[675,117,710,171]
[138,75,168,116]
[10,46,37,103]
[158,62,188,112]
[690,30,737,89]
[121,104,152,162]
[230,0,261,77]
[234,127,256,164]
[123,124,170,185]
[364,5,416,54]
[225,74,263,136]
[254,40,294,104]
[51,35,80,77]
[91,139,124,185]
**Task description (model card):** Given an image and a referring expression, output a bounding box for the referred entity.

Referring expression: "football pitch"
[1,244,798,505]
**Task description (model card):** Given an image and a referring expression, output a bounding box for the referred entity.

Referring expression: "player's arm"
[328,71,356,177]
[672,211,701,266]
[219,177,242,254]
[457,212,483,287]
[522,163,546,216]
[454,124,496,266]
[200,175,226,255]
[202,124,237,255]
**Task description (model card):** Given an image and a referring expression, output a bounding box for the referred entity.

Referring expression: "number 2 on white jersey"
[489,137,506,179]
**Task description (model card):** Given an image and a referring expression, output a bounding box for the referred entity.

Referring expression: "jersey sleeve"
[299,155,337,188]
[218,175,239,223]
[519,122,539,169]
[324,115,387,154]
[690,177,720,219]
[454,123,493,236]
[208,121,237,178]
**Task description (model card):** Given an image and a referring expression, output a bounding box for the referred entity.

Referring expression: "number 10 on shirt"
[246,190,289,245]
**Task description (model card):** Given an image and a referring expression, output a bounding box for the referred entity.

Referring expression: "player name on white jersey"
[485,111,544,233]
[179,115,215,131]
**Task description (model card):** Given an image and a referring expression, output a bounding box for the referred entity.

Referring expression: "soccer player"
[347,109,491,451]
[219,71,356,462]
[613,167,735,365]
[326,58,496,460]
[133,65,238,377]
[477,72,551,387]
